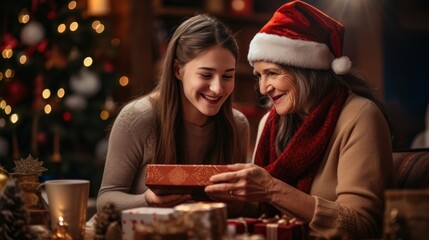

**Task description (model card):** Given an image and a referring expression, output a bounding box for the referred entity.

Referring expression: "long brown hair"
[151,14,240,164]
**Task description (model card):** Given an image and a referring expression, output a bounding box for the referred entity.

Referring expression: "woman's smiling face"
[176,45,236,126]
[253,61,298,116]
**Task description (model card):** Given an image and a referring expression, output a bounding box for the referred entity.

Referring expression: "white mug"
[39,179,89,240]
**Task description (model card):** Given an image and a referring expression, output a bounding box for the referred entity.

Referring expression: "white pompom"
[332,56,352,75]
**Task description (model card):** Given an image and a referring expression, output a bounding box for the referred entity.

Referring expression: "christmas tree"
[0,0,121,196]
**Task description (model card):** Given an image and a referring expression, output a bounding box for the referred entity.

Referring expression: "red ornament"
[0,34,18,51]
[32,74,44,111]
[37,131,48,145]
[3,79,27,105]
[63,112,72,122]
[103,60,114,73]
[47,11,56,20]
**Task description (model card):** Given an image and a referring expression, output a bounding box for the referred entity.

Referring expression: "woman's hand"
[144,189,192,208]
[205,163,276,203]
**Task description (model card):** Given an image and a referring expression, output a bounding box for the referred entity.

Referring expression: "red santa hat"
[247,0,351,75]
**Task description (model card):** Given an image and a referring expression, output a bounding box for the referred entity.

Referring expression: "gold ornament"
[12,154,48,176]
[0,166,9,191]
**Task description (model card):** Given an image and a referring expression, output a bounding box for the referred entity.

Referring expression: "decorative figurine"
[12,155,49,225]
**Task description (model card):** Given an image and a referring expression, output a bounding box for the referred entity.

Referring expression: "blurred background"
[1,0,428,197]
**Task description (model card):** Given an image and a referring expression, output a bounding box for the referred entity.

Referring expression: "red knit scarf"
[254,88,348,216]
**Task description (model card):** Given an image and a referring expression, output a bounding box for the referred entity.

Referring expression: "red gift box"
[146,164,230,197]
[254,220,308,240]
[227,218,262,235]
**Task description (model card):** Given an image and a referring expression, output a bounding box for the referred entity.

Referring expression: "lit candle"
[52,216,72,240]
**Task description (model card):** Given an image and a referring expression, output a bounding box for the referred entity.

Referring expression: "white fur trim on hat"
[247,32,334,70]
[332,56,352,75]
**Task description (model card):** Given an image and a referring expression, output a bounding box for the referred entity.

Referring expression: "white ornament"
[64,94,88,111]
[20,21,45,46]
[70,68,101,97]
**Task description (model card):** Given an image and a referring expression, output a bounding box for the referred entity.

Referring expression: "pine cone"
[94,202,121,239]
[0,178,36,240]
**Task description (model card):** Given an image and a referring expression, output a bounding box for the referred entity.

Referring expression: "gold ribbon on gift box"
[258,214,309,240]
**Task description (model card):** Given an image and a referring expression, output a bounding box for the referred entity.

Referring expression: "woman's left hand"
[204,163,275,203]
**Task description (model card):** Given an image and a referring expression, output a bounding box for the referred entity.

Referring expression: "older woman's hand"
[144,189,192,208]
[205,163,275,202]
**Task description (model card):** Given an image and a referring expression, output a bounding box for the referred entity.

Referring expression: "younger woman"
[97,14,249,211]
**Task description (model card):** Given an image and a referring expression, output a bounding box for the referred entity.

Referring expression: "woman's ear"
[174,59,182,80]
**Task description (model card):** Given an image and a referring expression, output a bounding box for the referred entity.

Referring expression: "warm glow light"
[0,100,6,109]
[10,114,19,124]
[91,20,105,33]
[68,1,77,10]
[92,20,101,29]
[19,54,27,64]
[111,38,120,47]
[83,57,93,67]
[100,110,110,120]
[18,10,30,24]
[2,49,13,59]
[59,216,64,225]
[57,88,65,98]
[4,105,12,115]
[4,69,14,78]
[42,89,51,99]
[44,104,52,114]
[0,72,3,81]
[87,0,110,16]
[70,22,79,31]
[231,0,245,11]
[95,24,105,33]
[58,24,66,33]
[119,76,129,86]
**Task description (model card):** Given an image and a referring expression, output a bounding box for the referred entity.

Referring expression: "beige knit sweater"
[97,96,250,211]
[253,93,393,239]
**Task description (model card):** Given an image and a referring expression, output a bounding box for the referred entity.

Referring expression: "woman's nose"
[259,78,273,95]
[210,78,223,95]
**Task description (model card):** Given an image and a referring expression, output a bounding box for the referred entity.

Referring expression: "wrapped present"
[224,234,265,240]
[254,216,309,240]
[146,164,230,198]
[134,217,188,240]
[121,207,177,240]
[175,202,227,240]
[227,218,262,235]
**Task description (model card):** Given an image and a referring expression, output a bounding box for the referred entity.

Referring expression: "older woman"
[205,1,393,239]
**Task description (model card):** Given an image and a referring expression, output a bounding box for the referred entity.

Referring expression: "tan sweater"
[253,93,393,239]
[97,96,250,211]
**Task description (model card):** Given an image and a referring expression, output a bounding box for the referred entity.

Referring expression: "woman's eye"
[200,74,212,79]
[268,72,279,78]
[223,75,234,80]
